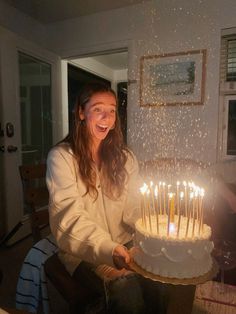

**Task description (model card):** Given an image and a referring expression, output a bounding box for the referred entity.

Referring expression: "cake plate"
[128,247,219,286]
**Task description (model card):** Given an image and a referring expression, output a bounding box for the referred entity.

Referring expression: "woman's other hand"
[112,245,131,270]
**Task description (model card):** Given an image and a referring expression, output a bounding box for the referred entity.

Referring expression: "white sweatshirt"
[46,143,141,274]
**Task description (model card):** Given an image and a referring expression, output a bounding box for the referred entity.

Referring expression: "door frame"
[0,26,62,244]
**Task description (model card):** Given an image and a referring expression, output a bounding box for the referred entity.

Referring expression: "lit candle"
[183,181,187,217]
[192,188,199,237]
[170,193,175,223]
[150,181,155,217]
[146,189,152,233]
[154,185,159,234]
[198,188,205,235]
[185,191,193,237]
[163,182,167,215]
[140,184,148,228]
[167,192,174,236]
[177,191,184,237]
[176,181,180,214]
[159,181,162,215]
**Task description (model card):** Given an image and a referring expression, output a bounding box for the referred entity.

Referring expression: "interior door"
[0,27,62,244]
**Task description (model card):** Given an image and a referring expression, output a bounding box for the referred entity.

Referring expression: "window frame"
[222,95,236,159]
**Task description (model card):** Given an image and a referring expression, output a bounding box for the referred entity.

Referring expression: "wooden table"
[193,281,236,313]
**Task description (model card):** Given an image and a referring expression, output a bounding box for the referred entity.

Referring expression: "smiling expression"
[79,92,117,146]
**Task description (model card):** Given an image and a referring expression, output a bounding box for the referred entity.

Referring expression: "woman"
[46,82,166,313]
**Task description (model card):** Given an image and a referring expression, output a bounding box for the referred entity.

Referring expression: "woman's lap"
[73,261,167,314]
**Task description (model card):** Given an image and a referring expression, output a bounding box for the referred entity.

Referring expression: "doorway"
[67,51,128,141]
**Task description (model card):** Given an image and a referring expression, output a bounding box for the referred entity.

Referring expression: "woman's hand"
[112,245,131,270]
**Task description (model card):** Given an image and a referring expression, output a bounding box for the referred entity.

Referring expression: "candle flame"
[200,188,205,197]
[140,183,148,194]
[169,192,173,199]
[154,185,158,197]
[169,223,176,234]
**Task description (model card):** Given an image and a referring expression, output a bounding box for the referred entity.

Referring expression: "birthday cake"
[133,182,214,279]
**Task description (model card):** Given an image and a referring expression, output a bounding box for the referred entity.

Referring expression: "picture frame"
[140,50,206,107]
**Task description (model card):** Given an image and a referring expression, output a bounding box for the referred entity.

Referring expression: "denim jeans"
[73,261,168,314]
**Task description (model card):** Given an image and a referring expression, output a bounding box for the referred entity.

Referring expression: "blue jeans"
[73,262,168,314]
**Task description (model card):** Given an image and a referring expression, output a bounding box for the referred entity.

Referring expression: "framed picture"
[140,50,206,107]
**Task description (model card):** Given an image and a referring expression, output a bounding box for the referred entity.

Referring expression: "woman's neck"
[92,142,101,168]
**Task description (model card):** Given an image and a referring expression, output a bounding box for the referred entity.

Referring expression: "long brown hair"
[63,82,131,199]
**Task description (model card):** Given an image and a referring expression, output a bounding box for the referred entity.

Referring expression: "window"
[227,39,236,81]
[223,96,236,156]
[220,32,236,158]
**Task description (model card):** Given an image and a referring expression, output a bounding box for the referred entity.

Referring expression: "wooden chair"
[19,163,49,242]
[19,163,92,313]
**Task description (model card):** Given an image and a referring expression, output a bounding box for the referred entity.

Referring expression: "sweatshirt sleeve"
[46,146,117,267]
[122,152,142,228]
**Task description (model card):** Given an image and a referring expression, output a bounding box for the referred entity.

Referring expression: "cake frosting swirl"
[133,215,214,279]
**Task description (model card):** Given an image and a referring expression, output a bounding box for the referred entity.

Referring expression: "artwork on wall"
[140,50,206,107]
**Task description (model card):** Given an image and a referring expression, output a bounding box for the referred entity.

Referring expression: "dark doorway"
[68,64,110,131]
[117,82,127,143]
[67,64,128,142]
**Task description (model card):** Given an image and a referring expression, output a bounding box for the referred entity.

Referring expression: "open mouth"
[96,124,108,132]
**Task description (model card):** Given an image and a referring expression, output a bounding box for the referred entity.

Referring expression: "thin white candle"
[159,181,162,215]
[183,181,187,217]
[163,182,167,215]
[154,185,159,234]
[177,191,184,237]
[140,184,148,228]
[146,189,152,233]
[167,192,174,236]
[185,192,193,237]
[198,188,205,235]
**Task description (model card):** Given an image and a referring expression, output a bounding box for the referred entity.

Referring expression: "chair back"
[19,163,49,243]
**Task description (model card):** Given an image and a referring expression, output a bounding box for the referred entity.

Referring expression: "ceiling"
[3,0,139,69]
[4,0,149,24]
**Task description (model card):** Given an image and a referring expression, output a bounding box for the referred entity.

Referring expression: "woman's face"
[80,92,117,146]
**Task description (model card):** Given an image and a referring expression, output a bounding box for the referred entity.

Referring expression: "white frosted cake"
[133,214,214,279]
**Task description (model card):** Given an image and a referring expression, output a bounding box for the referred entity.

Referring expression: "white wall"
[41,0,236,165]
[1,0,236,167]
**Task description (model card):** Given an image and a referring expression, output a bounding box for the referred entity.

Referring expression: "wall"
[43,0,236,165]
[1,0,236,167]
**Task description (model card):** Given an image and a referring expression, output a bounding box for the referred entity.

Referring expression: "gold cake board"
[128,248,219,286]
